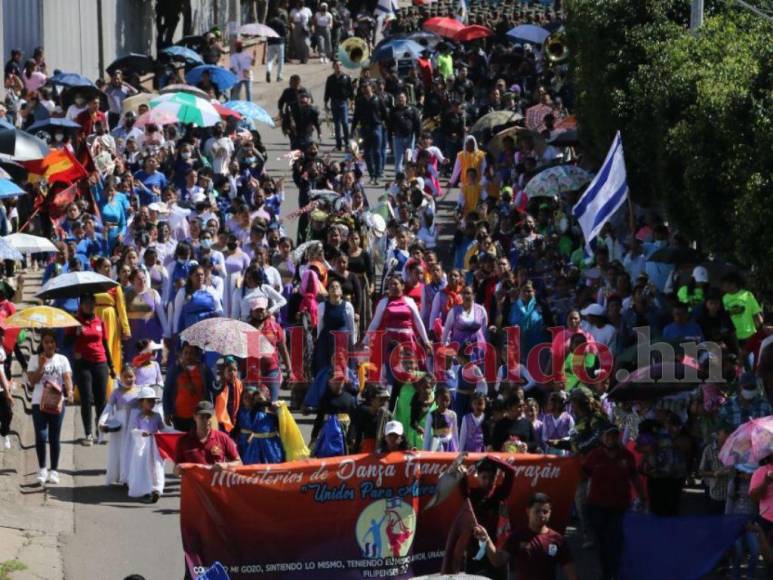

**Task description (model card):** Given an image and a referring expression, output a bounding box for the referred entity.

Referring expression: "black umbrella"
[176,35,206,53]
[608,362,702,402]
[548,128,578,147]
[648,246,703,265]
[36,272,118,300]
[0,160,28,182]
[408,31,443,49]
[0,128,49,161]
[60,85,109,112]
[107,53,154,76]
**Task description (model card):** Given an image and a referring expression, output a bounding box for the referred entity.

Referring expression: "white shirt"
[230,52,254,81]
[229,283,287,321]
[26,354,72,405]
[314,11,333,28]
[583,322,617,351]
[203,136,234,175]
[291,7,312,27]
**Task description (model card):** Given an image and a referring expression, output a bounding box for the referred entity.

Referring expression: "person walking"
[352,82,388,184]
[323,60,354,151]
[27,330,74,485]
[229,41,256,101]
[69,294,116,447]
[265,11,287,83]
[387,91,420,175]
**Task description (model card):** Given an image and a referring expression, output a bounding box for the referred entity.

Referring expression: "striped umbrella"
[223,100,276,127]
[149,92,221,127]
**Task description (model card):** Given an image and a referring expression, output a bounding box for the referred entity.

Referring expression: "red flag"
[48,182,80,219]
[22,148,88,185]
[155,432,185,461]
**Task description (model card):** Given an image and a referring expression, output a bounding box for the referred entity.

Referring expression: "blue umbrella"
[0,238,23,261]
[507,24,550,45]
[27,117,82,133]
[0,179,25,199]
[48,72,95,88]
[371,39,424,62]
[161,45,204,65]
[223,100,275,128]
[185,65,238,92]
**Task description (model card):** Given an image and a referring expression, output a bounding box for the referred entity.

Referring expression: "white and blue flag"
[375,0,398,16]
[572,131,628,253]
[456,0,468,23]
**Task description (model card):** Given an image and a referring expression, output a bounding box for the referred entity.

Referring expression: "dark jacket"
[324,72,354,104]
[387,105,421,139]
[351,95,387,131]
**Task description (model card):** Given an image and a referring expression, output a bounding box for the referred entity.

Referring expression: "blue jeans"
[266,43,284,80]
[330,100,349,149]
[392,134,415,174]
[32,405,64,470]
[732,530,759,580]
[363,125,384,179]
[231,80,252,102]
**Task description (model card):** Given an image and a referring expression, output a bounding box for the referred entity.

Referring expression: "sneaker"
[47,470,60,485]
[3,436,10,450]
[82,435,94,447]
[151,491,160,503]
[36,468,48,486]
[266,71,270,83]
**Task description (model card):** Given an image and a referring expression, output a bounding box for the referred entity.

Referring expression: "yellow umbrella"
[3,306,81,329]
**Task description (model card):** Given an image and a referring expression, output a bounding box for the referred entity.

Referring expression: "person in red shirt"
[75,96,107,138]
[174,401,242,476]
[474,492,577,580]
[584,425,645,580]
[69,294,115,445]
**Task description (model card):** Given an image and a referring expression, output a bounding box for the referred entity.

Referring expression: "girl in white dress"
[126,386,166,503]
[98,365,139,486]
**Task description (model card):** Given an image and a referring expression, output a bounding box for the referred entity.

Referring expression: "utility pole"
[690,0,705,30]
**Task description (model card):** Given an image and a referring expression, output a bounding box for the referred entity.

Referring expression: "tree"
[567,0,773,297]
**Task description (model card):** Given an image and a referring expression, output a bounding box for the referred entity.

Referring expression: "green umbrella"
[149,92,220,127]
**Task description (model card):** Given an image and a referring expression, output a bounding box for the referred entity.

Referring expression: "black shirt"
[491,417,538,452]
[352,95,388,131]
[311,389,357,440]
[324,72,354,104]
[292,104,321,137]
[387,105,421,139]
[267,16,287,45]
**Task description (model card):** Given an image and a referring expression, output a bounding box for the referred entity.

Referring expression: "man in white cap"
[580,303,617,353]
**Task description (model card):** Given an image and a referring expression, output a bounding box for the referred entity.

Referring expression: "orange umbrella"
[422,17,465,39]
[453,25,493,43]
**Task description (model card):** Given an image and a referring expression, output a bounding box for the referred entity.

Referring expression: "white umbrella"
[0,238,23,261]
[507,24,550,45]
[3,233,58,254]
[239,23,280,38]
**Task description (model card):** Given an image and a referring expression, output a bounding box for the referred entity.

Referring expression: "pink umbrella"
[135,109,180,128]
[719,416,773,466]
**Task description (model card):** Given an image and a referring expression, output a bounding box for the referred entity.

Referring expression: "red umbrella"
[422,17,465,39]
[212,102,242,120]
[453,25,493,43]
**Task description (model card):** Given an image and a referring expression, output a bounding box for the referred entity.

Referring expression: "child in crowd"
[423,386,459,451]
[99,364,140,485]
[459,392,487,452]
[378,420,409,453]
[126,386,166,503]
[233,384,285,465]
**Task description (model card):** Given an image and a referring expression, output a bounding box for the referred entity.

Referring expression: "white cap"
[384,421,404,436]
[365,213,386,237]
[581,303,606,317]
[137,386,159,400]
[250,297,269,310]
[692,266,709,283]
[142,340,164,353]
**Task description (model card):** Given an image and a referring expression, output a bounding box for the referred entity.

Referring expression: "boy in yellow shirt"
[457,167,483,218]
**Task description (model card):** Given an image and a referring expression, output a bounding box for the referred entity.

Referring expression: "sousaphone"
[337,37,370,69]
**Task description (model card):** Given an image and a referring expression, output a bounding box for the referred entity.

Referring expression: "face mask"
[177,258,187,266]
[54,133,64,142]
[186,364,197,371]
[741,388,757,401]
[200,239,213,250]
[181,151,192,160]
[74,97,85,106]
[245,156,257,165]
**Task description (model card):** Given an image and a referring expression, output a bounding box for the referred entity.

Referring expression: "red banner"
[180,452,581,579]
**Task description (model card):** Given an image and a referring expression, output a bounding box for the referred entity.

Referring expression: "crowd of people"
[2,0,773,578]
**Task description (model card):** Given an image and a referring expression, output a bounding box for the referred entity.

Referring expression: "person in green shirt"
[393,372,436,449]
[563,333,597,392]
[721,272,762,342]
[437,45,453,81]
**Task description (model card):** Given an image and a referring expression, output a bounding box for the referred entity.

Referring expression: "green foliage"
[567,0,773,297]
[0,559,27,580]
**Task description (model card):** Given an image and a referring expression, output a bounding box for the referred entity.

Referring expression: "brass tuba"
[337,37,370,69]
[542,31,568,64]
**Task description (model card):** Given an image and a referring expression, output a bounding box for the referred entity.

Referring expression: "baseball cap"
[195,400,215,416]
[250,297,269,310]
[384,421,404,436]
[581,303,606,317]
